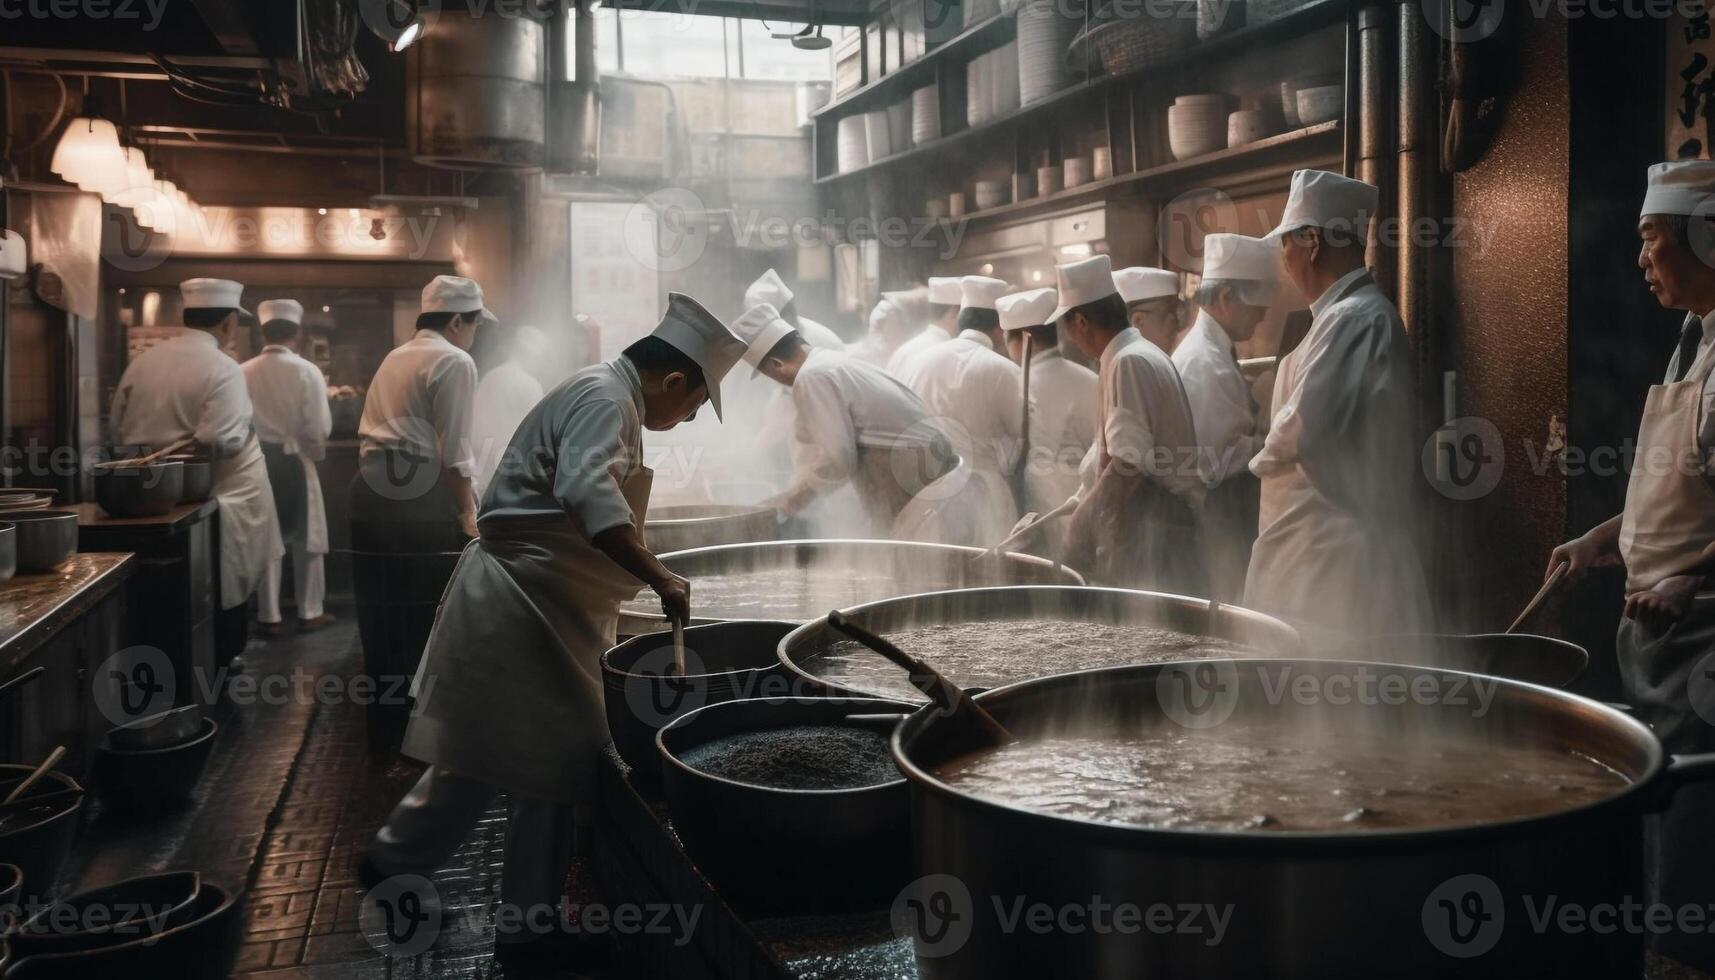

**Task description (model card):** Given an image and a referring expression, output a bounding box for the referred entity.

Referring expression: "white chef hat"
[730,302,798,372]
[1641,161,1715,217]
[1114,267,1180,304]
[870,296,904,332]
[257,299,303,325]
[1048,255,1119,323]
[1200,233,1277,282]
[181,278,253,320]
[422,275,497,327]
[883,286,928,326]
[651,293,748,420]
[744,268,793,311]
[1267,169,1379,243]
[960,275,1010,312]
[997,288,1059,332]
[927,276,963,306]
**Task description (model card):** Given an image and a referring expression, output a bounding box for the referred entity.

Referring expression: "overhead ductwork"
[547,0,602,175]
[406,3,549,171]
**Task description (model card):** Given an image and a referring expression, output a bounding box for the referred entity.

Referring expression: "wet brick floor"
[57,601,613,980]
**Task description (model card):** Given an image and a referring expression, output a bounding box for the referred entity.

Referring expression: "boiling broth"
[805,620,1253,702]
[932,725,1629,832]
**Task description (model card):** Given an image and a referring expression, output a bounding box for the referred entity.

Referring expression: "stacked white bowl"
[967,54,994,126]
[1017,1,1077,106]
[865,109,893,161]
[837,115,869,171]
[912,84,942,143]
[1167,93,1227,160]
[889,100,914,152]
[991,40,1021,116]
[974,179,1009,210]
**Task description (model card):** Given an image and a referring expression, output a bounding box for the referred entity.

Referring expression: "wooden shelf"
[941,119,1340,224]
[812,12,1017,121]
[814,0,1348,185]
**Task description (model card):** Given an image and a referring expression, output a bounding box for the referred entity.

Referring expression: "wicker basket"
[1081,1,1198,76]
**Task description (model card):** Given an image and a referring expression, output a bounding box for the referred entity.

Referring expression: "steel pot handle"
[0,666,45,701]
[1655,753,1715,810]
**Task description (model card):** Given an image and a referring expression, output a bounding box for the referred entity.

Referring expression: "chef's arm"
[1064,461,1145,562]
[592,523,689,623]
[1548,514,1623,583]
[443,469,478,539]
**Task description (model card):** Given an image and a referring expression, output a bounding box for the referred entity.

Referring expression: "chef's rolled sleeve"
[552,399,636,538]
[431,355,479,476]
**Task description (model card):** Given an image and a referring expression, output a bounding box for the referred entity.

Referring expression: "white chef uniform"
[886,276,961,378]
[1613,159,1715,971]
[471,325,553,499]
[893,276,1022,546]
[1054,255,1204,591]
[110,279,283,614]
[745,268,849,509]
[381,293,746,935]
[999,288,1097,556]
[359,331,480,486]
[731,304,955,536]
[850,292,916,369]
[1244,170,1431,638]
[243,299,333,624]
[1174,233,1273,600]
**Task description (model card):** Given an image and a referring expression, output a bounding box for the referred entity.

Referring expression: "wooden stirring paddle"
[93,437,196,470]
[825,610,1013,746]
[1508,562,1569,634]
[2,745,66,806]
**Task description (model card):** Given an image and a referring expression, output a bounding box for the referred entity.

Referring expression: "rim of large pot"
[892,658,1668,851]
[645,503,778,526]
[603,620,799,682]
[658,695,919,798]
[652,538,1084,585]
[776,586,1302,698]
[0,767,84,837]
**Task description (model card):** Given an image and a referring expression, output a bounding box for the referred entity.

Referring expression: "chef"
[851,287,925,369]
[1115,265,1186,353]
[893,275,1024,546]
[1546,159,1715,972]
[471,324,555,498]
[110,278,282,666]
[1057,256,1206,591]
[998,287,1097,556]
[745,268,845,350]
[242,299,335,635]
[369,294,745,964]
[732,304,957,537]
[1174,233,1274,601]
[1245,169,1430,638]
[886,276,962,377]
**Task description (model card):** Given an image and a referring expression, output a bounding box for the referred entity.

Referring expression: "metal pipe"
[1357,2,1395,292]
[1396,0,1435,343]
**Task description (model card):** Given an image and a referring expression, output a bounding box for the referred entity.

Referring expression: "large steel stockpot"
[890,659,1715,979]
[777,586,1303,702]
[644,503,782,556]
[617,539,1084,636]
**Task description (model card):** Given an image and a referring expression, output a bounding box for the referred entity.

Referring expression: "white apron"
[214,436,285,609]
[301,457,328,555]
[402,468,652,805]
[1614,340,1715,970]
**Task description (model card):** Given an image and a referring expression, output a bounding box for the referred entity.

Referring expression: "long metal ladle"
[824,610,1013,746]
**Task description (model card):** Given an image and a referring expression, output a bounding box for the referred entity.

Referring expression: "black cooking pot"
[93,461,183,518]
[162,455,213,503]
[9,871,202,957]
[1341,632,1589,689]
[657,696,918,914]
[0,766,83,892]
[893,659,1715,979]
[0,524,15,583]
[0,862,21,922]
[601,620,800,785]
[1,511,79,572]
[3,880,242,980]
[91,718,218,815]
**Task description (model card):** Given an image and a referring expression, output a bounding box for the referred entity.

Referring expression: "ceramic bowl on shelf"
[1092,147,1113,180]
[1037,165,1063,198]
[949,192,967,217]
[926,198,949,219]
[974,180,1009,211]
[836,115,868,172]
[1064,156,1091,187]
[1296,84,1343,125]
[1168,100,1227,160]
[1174,92,1228,107]
[1227,108,1269,147]
[912,84,941,143]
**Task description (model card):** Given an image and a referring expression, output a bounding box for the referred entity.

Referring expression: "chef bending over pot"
[886,276,962,377]
[1057,255,1206,592]
[1548,159,1715,973]
[733,304,958,537]
[366,294,745,966]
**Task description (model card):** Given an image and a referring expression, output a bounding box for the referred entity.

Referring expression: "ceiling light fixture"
[367,0,426,52]
[50,97,126,189]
